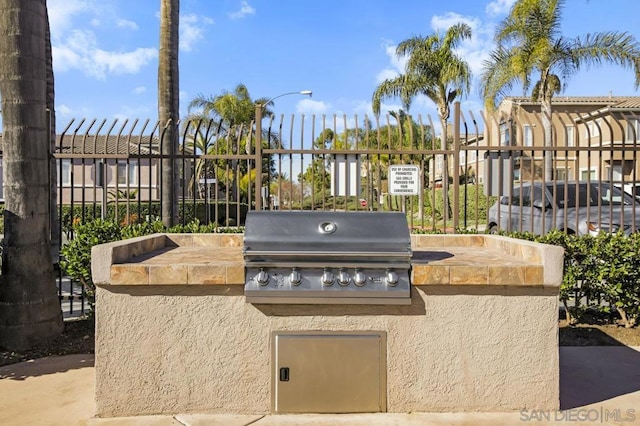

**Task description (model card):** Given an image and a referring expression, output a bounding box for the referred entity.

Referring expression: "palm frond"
[572,31,640,88]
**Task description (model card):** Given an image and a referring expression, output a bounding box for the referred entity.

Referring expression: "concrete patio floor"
[1,346,639,426]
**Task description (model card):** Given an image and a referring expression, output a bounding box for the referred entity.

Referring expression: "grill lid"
[243,211,411,257]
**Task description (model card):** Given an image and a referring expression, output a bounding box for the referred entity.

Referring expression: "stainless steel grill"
[243,210,412,305]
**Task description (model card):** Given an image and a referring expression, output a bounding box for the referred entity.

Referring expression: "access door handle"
[279,367,289,382]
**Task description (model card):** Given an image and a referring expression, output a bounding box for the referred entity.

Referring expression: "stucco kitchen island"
[91,233,563,418]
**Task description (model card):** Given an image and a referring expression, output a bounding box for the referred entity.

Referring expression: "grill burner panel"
[243,211,412,305]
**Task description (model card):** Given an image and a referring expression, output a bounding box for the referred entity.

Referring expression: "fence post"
[255,104,263,211]
[452,102,460,231]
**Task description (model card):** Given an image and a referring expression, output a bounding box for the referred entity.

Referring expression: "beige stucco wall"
[94,283,559,417]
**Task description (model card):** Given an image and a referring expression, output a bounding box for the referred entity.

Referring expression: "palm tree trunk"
[158,0,180,227]
[0,0,63,350]
[46,8,59,263]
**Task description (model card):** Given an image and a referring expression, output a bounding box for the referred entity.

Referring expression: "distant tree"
[186,84,281,200]
[300,129,334,194]
[372,23,472,220]
[365,111,434,213]
[189,84,271,127]
[481,0,640,180]
[0,0,64,350]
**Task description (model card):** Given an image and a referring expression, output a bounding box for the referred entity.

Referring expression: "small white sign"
[389,165,420,195]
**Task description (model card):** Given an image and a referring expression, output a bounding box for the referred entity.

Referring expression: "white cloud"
[228,1,256,20]
[52,29,157,80]
[374,41,405,84]
[114,105,153,120]
[297,99,329,115]
[56,104,74,118]
[55,104,92,120]
[385,41,407,72]
[181,14,214,52]
[53,43,82,73]
[376,68,399,84]
[485,0,516,17]
[48,1,156,79]
[431,12,480,33]
[430,12,494,77]
[133,86,147,95]
[92,48,158,77]
[47,0,93,36]
[117,19,138,31]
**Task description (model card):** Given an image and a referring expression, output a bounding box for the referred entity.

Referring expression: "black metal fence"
[51,102,640,316]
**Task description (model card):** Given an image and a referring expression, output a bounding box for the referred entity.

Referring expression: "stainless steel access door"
[272,331,387,413]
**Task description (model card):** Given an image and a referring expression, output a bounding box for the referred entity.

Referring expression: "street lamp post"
[255,90,312,210]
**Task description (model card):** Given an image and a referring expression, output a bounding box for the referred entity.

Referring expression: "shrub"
[60,201,249,237]
[60,220,123,311]
[532,230,639,327]
[593,232,640,328]
[60,218,243,311]
[452,227,640,327]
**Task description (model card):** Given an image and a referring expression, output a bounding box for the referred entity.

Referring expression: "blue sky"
[27,0,640,131]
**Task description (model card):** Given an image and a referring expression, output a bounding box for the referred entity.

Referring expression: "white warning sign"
[389,165,420,195]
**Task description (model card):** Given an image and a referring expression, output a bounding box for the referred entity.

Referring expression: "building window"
[565,126,575,147]
[59,159,71,186]
[523,125,533,147]
[513,167,521,182]
[555,168,571,181]
[580,168,597,181]
[585,119,601,139]
[116,160,138,186]
[499,122,511,146]
[626,118,640,142]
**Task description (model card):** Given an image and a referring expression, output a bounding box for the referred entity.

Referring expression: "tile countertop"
[91,233,563,288]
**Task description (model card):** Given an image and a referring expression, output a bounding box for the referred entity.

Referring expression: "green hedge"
[417,183,497,225]
[59,201,249,236]
[499,230,640,328]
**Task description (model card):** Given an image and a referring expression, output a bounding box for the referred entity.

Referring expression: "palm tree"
[372,22,472,222]
[158,0,180,227]
[189,84,272,127]
[186,84,280,201]
[46,10,60,262]
[0,0,64,350]
[481,0,640,181]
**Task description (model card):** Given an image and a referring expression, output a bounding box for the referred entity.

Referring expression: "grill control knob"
[354,270,367,287]
[385,270,399,286]
[289,269,302,286]
[321,269,334,286]
[256,269,270,286]
[337,270,351,286]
